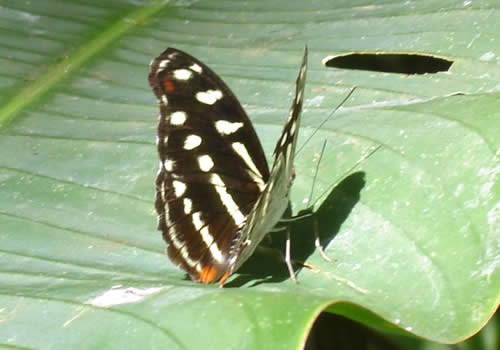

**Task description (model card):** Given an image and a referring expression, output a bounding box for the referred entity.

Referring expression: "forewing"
[229,47,308,276]
[148,48,270,283]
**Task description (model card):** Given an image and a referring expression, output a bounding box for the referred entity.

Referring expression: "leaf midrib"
[0,0,168,128]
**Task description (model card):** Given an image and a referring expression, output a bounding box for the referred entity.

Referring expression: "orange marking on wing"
[162,78,175,93]
[217,270,231,287]
[199,265,219,284]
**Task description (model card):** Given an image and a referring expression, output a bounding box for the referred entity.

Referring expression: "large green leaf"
[1,0,498,348]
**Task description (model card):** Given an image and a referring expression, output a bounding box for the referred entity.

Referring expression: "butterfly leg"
[281,212,336,263]
[285,229,298,283]
[313,218,336,263]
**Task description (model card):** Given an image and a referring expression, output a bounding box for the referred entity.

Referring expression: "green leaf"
[1,0,498,349]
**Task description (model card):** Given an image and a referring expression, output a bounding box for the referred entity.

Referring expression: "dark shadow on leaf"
[305,312,404,350]
[227,171,366,287]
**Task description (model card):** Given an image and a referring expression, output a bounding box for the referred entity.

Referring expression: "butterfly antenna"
[296,86,357,156]
[308,139,328,206]
[285,142,382,264]
[315,143,382,263]
[310,143,382,209]
[307,139,336,262]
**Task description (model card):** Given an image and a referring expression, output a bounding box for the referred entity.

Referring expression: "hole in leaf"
[323,52,453,75]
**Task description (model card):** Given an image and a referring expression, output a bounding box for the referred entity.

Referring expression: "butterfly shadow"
[226,171,366,287]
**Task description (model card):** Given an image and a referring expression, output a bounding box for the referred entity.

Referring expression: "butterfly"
[148,47,307,285]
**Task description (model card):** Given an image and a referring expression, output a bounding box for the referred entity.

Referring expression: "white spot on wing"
[168,231,183,255]
[215,120,244,135]
[192,212,204,230]
[198,155,214,172]
[211,174,245,227]
[184,134,202,150]
[201,227,224,263]
[172,180,186,197]
[297,89,303,102]
[232,142,263,180]
[183,198,192,214]
[199,226,213,247]
[176,244,201,271]
[170,111,187,126]
[164,159,174,171]
[190,63,202,73]
[159,60,170,68]
[280,131,288,147]
[165,210,201,271]
[290,120,297,137]
[159,181,166,202]
[173,69,193,80]
[196,89,223,105]
[190,212,224,263]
